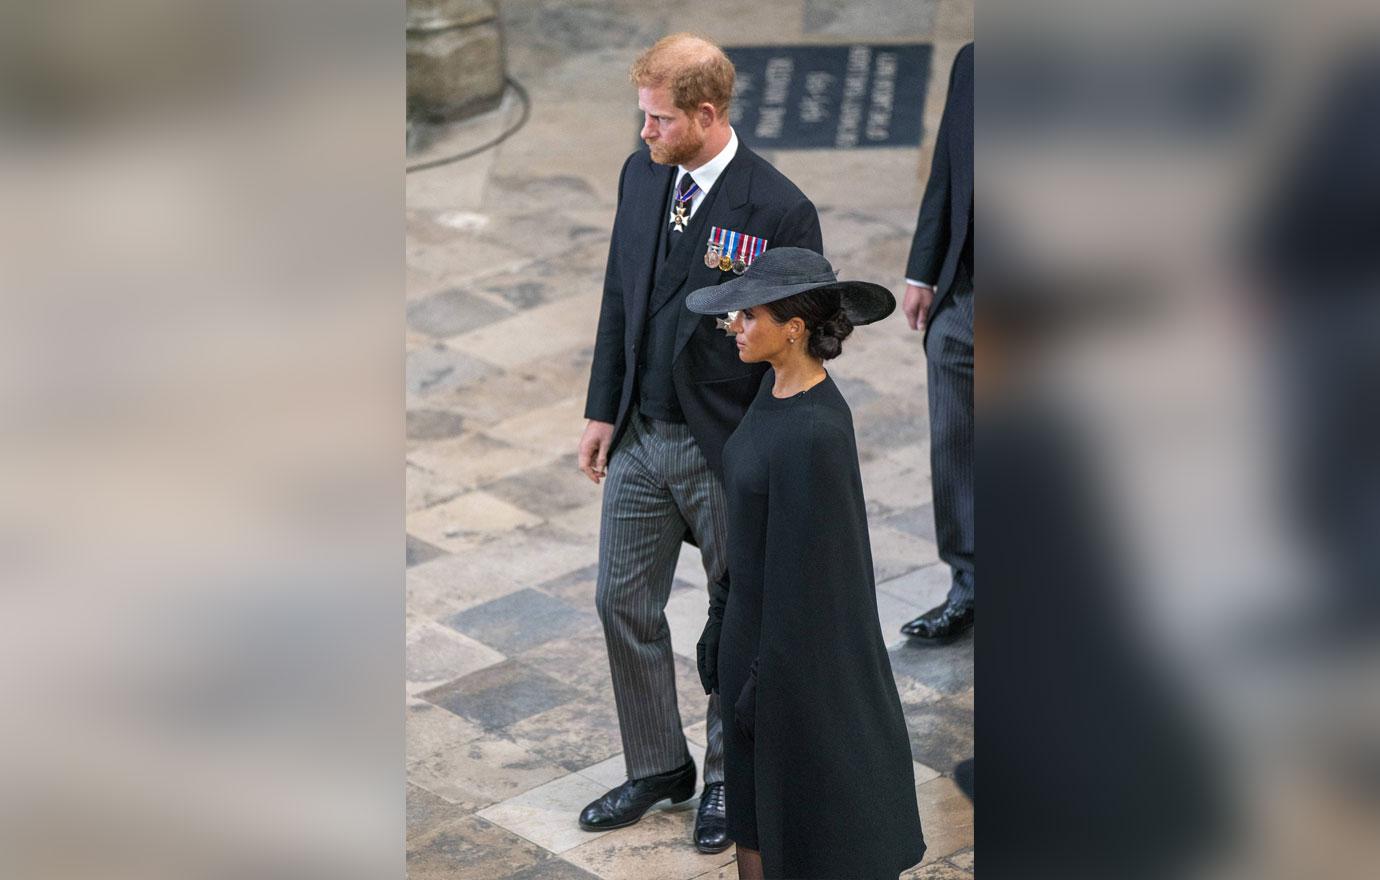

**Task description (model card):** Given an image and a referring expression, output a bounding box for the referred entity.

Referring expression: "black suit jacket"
[585,143,823,477]
[907,42,974,325]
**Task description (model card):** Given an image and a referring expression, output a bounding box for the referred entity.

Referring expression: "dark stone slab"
[903,696,974,776]
[484,454,593,517]
[407,287,515,338]
[532,563,600,610]
[408,408,466,442]
[882,502,937,542]
[725,44,932,150]
[422,659,583,730]
[407,782,471,840]
[408,533,450,568]
[406,814,547,880]
[445,587,597,655]
[889,627,973,696]
[407,343,500,396]
[501,858,603,880]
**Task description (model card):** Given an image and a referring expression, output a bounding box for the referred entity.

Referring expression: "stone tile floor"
[406,1,973,876]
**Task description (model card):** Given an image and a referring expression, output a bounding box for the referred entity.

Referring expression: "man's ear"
[698,102,718,128]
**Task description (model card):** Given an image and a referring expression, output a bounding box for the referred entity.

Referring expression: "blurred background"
[2,1,1378,878]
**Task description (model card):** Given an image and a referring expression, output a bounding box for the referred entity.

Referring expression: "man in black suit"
[900,43,975,641]
[575,34,822,851]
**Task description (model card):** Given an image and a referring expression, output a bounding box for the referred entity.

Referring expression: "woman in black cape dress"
[690,247,925,879]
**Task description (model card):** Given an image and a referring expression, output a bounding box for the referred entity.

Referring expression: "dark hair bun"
[807,308,854,360]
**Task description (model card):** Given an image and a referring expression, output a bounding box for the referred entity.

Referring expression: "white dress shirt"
[669,127,739,225]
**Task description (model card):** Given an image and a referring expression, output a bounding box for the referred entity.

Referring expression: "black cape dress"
[718,371,925,879]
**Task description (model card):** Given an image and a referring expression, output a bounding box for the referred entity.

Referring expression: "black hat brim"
[686,276,896,325]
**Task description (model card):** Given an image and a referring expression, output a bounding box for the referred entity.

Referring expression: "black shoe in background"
[694,782,730,853]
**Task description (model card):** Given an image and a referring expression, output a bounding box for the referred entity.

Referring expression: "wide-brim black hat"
[685,246,896,325]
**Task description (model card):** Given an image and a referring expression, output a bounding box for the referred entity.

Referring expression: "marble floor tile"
[408,557,526,619]
[870,523,942,583]
[561,808,735,880]
[446,587,597,655]
[406,342,502,396]
[875,582,929,649]
[407,698,487,763]
[489,395,590,459]
[406,533,449,568]
[408,781,473,841]
[531,563,600,610]
[406,461,466,514]
[888,627,974,696]
[407,490,545,552]
[859,449,932,514]
[406,813,549,880]
[484,453,596,517]
[664,581,715,664]
[881,502,938,543]
[947,848,974,871]
[914,775,974,864]
[478,771,615,854]
[426,523,598,591]
[690,860,740,880]
[406,617,507,695]
[444,343,594,427]
[407,734,568,813]
[517,631,612,698]
[500,859,605,880]
[900,696,974,780]
[805,0,937,36]
[504,691,625,773]
[447,294,603,370]
[409,431,558,492]
[877,561,952,612]
[407,407,467,444]
[408,286,517,339]
[422,659,585,732]
[548,498,603,540]
[900,859,973,879]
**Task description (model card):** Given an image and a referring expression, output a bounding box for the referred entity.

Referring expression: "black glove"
[696,571,730,694]
[734,658,758,741]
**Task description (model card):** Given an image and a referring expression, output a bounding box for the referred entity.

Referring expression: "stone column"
[406,0,506,123]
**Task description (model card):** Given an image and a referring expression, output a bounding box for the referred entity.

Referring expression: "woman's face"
[729,305,798,363]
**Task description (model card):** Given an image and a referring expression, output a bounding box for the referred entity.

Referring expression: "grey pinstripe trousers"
[595,410,726,783]
[926,271,975,606]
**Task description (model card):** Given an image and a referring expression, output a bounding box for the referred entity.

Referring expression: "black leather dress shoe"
[578,759,697,831]
[901,599,975,640]
[694,782,730,853]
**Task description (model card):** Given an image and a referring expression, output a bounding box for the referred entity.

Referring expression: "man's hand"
[902,282,936,332]
[578,420,615,485]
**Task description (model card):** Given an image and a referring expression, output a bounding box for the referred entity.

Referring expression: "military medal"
[719,230,737,272]
[732,232,748,274]
[715,310,739,335]
[704,226,725,268]
[738,234,768,274]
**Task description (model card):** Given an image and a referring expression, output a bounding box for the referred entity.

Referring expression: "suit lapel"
[624,157,675,338]
[671,150,755,359]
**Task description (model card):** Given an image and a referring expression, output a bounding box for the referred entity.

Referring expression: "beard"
[646,125,706,166]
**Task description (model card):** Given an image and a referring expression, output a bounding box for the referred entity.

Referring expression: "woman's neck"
[769,353,827,398]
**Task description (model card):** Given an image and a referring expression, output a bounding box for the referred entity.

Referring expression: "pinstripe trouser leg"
[926,273,975,606]
[595,410,727,783]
